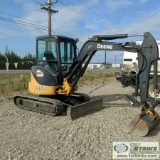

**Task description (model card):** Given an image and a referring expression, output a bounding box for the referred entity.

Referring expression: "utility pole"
[4,55,9,87]
[41,0,58,36]
[104,50,106,64]
[115,54,116,70]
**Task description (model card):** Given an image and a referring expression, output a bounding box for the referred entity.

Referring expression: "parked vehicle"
[122,40,160,99]
[115,71,122,81]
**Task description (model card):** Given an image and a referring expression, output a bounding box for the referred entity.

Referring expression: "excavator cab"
[36,35,77,80]
[28,36,77,95]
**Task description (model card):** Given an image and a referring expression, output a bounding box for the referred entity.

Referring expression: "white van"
[123,40,160,72]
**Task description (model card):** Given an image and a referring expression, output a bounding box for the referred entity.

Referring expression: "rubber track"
[14,94,64,116]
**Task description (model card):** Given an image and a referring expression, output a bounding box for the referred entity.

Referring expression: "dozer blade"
[124,111,160,136]
[67,99,102,120]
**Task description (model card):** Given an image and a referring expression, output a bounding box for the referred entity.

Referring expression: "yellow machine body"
[29,72,78,96]
[29,73,60,95]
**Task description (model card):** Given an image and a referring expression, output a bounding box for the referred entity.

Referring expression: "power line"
[58,0,102,34]
[78,0,123,33]
[0,11,68,36]
[0,16,63,35]
[59,0,124,35]
[1,1,120,40]
[0,15,84,45]
[0,16,47,30]
[86,1,125,33]
[0,11,48,29]
[40,0,81,38]
[33,0,44,5]
[0,1,112,39]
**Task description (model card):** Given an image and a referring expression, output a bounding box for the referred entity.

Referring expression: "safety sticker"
[36,70,43,77]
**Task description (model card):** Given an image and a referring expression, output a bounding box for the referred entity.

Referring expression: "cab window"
[37,38,57,61]
[60,42,75,69]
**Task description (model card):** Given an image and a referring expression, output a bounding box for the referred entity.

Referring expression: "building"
[86,63,113,69]
[87,63,103,69]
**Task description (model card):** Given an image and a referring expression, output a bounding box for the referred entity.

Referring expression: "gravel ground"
[0,79,160,160]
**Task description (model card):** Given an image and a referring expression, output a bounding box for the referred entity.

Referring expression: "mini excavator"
[14,32,160,136]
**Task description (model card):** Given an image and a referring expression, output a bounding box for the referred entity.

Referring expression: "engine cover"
[31,65,58,86]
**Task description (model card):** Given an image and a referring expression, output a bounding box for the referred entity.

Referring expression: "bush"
[0,63,6,69]
[23,62,34,70]
[9,63,16,70]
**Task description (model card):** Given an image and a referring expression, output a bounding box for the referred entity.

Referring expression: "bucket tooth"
[124,111,160,136]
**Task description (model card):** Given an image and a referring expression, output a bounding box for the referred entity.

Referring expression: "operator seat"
[44,51,55,60]
[44,51,58,71]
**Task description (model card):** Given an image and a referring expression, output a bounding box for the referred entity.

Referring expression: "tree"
[4,51,21,62]
[4,46,21,62]
[4,45,10,55]
[22,53,36,62]
[1,46,37,63]
[0,53,6,62]
[10,51,21,62]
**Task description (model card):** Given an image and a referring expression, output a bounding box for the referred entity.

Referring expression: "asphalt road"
[0,69,117,74]
[0,70,30,74]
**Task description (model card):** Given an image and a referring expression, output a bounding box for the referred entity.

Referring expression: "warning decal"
[36,70,43,77]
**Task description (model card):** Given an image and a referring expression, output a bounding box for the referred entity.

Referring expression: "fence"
[0,61,35,70]
[0,71,30,96]
[0,61,35,96]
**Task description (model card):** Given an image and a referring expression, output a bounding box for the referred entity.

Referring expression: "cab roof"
[36,35,76,42]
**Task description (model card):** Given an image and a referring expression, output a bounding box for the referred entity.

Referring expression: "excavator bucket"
[124,111,160,136]
[67,99,103,120]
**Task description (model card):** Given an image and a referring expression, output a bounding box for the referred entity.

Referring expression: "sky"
[0,0,160,63]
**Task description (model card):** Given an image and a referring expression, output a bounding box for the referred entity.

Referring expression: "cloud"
[7,0,133,39]
[18,10,48,37]
[105,0,133,13]
[0,27,20,39]
[5,0,160,39]
[75,10,160,63]
[22,0,104,38]
[53,4,85,34]
[52,0,101,36]
[124,11,160,35]
[79,8,160,41]
[139,0,150,4]
[11,0,98,38]
[14,1,160,38]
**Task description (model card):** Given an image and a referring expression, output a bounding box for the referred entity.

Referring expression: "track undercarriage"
[14,93,102,119]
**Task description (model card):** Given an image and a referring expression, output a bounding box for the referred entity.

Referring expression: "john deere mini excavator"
[14,32,160,136]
